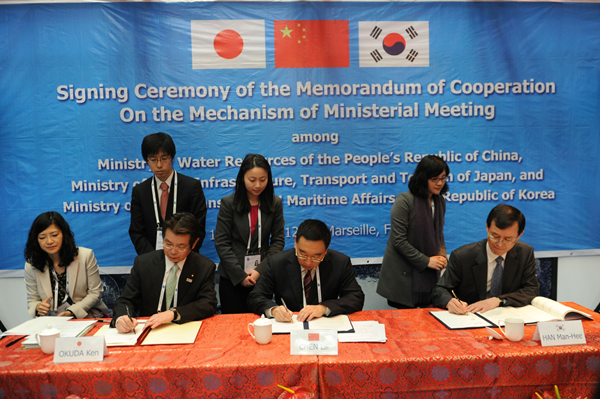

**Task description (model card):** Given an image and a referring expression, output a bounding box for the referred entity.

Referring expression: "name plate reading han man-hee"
[291,330,338,355]
[533,320,586,347]
[54,336,108,364]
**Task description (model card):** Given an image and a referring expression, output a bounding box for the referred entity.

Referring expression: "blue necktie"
[489,257,503,298]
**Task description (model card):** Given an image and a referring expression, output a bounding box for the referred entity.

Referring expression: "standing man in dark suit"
[112,213,217,333]
[247,219,365,322]
[129,132,207,255]
[432,204,539,314]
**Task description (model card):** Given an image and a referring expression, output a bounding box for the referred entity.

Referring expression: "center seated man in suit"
[129,132,207,255]
[431,204,539,315]
[112,212,217,333]
[247,219,365,322]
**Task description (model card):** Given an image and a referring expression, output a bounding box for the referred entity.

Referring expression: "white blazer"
[25,247,109,318]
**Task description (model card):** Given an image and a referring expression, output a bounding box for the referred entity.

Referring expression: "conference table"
[1,303,599,398]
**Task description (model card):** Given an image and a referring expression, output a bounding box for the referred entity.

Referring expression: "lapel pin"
[186,278,193,283]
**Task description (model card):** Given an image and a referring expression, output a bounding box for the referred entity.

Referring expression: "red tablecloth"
[1,304,599,398]
[320,303,600,398]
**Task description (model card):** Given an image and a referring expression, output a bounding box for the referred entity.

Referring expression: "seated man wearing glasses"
[129,132,207,255]
[247,219,365,322]
[112,213,217,333]
[432,204,539,315]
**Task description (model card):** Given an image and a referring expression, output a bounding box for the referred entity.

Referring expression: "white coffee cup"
[248,317,273,344]
[498,318,525,342]
[35,327,61,354]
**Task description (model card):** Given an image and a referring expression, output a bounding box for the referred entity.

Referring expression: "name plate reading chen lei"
[291,330,338,355]
[533,320,586,347]
[54,336,108,364]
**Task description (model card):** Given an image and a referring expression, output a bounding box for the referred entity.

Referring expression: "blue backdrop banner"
[1,1,599,273]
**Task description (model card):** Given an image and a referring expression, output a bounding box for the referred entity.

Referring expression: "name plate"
[533,320,586,347]
[53,336,108,364]
[291,330,338,355]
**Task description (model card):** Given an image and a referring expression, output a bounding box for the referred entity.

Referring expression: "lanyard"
[51,268,69,311]
[246,207,262,254]
[156,266,179,312]
[301,267,322,308]
[151,170,178,229]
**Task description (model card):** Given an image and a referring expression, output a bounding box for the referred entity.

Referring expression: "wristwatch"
[170,308,179,321]
[498,297,506,307]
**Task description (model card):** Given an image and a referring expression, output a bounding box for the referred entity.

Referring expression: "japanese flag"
[359,21,429,67]
[191,20,266,69]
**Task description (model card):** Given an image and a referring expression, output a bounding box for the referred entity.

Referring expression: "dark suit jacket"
[129,171,207,255]
[247,248,365,317]
[111,250,217,327]
[215,194,285,286]
[431,239,539,309]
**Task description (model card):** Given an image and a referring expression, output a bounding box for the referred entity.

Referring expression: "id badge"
[244,254,261,274]
[156,229,164,250]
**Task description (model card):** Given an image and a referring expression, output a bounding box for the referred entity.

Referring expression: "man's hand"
[297,305,327,322]
[427,256,448,271]
[446,298,469,315]
[466,298,500,314]
[36,296,52,316]
[272,306,293,322]
[146,310,176,329]
[116,315,139,334]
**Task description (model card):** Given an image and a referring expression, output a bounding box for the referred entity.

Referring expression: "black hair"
[163,212,201,248]
[408,155,450,198]
[295,219,331,248]
[487,204,526,235]
[233,154,275,214]
[24,212,78,272]
[141,132,176,161]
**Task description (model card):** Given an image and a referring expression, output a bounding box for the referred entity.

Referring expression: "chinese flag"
[274,20,349,68]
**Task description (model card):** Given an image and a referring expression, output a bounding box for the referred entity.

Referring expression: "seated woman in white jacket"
[24,211,108,318]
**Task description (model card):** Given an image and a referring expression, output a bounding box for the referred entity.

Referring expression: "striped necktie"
[166,263,179,309]
[304,270,312,298]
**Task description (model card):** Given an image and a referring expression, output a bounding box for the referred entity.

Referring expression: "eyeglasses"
[295,250,325,263]
[488,234,517,245]
[148,156,172,164]
[430,176,447,183]
[164,243,190,252]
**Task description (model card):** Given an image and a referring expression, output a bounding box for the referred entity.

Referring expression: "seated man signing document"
[431,204,539,315]
[111,212,217,333]
[247,219,365,322]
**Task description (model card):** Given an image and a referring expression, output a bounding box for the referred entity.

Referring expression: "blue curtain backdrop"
[1,1,599,272]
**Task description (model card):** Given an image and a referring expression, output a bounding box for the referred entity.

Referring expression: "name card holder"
[54,336,108,364]
[533,320,586,347]
[291,330,338,355]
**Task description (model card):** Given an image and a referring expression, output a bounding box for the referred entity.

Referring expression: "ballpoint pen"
[126,306,136,333]
[280,298,294,322]
[451,290,471,315]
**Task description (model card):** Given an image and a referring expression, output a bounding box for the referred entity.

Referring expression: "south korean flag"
[359,21,429,67]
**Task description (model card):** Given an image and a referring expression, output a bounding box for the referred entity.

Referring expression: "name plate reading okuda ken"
[533,320,586,347]
[291,330,338,355]
[54,336,108,364]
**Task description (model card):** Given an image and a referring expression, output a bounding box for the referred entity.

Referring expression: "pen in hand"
[451,290,470,315]
[280,298,294,323]
[126,306,136,333]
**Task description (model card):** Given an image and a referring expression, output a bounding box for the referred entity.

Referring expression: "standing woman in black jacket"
[215,154,285,314]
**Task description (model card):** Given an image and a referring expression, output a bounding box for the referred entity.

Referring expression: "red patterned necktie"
[160,182,169,220]
[304,270,312,298]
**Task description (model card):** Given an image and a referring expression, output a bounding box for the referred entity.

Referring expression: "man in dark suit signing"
[432,204,539,314]
[129,132,207,255]
[247,219,365,322]
[112,212,217,333]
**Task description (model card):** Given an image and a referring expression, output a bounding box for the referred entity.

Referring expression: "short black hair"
[233,154,275,214]
[408,155,450,198]
[141,132,176,161]
[487,204,526,235]
[24,212,78,272]
[295,219,331,248]
[163,212,200,248]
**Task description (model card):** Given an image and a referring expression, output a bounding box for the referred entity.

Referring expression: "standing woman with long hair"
[215,154,285,314]
[24,212,108,318]
[377,155,450,308]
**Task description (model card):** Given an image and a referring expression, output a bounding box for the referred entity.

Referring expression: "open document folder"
[431,296,593,329]
[94,321,202,346]
[272,314,354,334]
